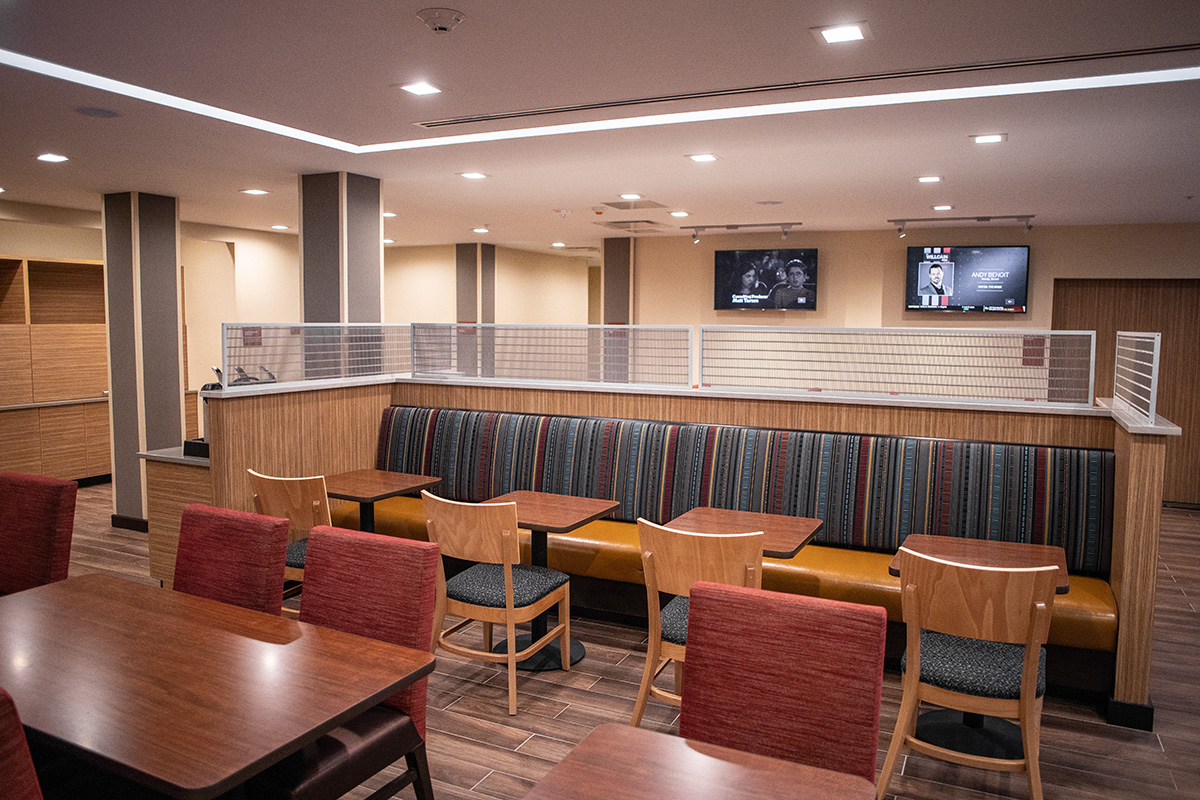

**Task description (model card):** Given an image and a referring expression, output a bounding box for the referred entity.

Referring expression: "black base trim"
[76,474,112,488]
[1107,697,1154,730]
[111,514,149,533]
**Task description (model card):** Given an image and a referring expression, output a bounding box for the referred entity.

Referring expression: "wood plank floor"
[67,485,1200,799]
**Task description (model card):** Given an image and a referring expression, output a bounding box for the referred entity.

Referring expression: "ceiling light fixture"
[932,205,953,211]
[692,231,701,244]
[918,176,942,183]
[473,226,489,233]
[897,224,906,238]
[400,82,441,96]
[241,188,269,195]
[37,153,68,162]
[382,211,397,218]
[812,22,872,44]
[271,225,289,230]
[383,238,395,244]
[551,242,566,248]
[416,7,465,34]
[973,133,1007,144]
[670,211,689,218]
[780,224,792,240]
[684,221,803,235]
[688,153,718,162]
[888,214,1034,232]
[620,193,642,200]
[460,172,487,179]
[0,187,5,194]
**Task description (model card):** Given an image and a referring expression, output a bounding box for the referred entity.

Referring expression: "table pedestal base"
[914,710,1024,760]
[492,636,586,672]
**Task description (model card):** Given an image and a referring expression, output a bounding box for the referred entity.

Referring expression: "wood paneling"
[392,383,1114,449]
[0,408,41,474]
[0,259,27,324]
[1053,278,1200,503]
[38,404,88,479]
[30,323,109,402]
[85,400,112,476]
[146,460,213,586]
[27,260,106,324]
[0,325,33,406]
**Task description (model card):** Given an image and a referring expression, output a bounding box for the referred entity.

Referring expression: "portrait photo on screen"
[714,248,818,310]
[905,245,1028,312]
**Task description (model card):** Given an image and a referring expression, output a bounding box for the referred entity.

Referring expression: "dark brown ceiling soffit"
[415,42,1200,129]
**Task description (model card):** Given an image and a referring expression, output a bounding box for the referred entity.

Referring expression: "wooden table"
[522,723,875,800]
[889,533,1070,594]
[668,507,823,558]
[484,491,620,671]
[0,574,435,800]
[324,468,441,533]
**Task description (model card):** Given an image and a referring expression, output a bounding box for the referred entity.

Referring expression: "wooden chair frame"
[876,547,1059,800]
[247,469,331,588]
[422,490,570,715]
[630,518,763,727]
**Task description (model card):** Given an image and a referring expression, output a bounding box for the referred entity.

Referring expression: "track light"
[897,224,906,238]
[692,230,701,244]
[1025,219,1034,232]
[888,214,1034,235]
[780,224,791,240]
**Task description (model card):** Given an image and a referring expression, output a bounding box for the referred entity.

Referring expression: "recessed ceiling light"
[918,176,942,183]
[37,153,68,163]
[382,211,397,218]
[551,242,566,248]
[933,205,954,211]
[0,187,5,194]
[811,22,872,44]
[383,238,394,244]
[670,211,689,218]
[620,193,642,201]
[973,133,1007,144]
[241,188,269,195]
[271,225,289,230]
[688,153,718,162]
[400,82,441,96]
[460,172,488,179]
[473,226,489,233]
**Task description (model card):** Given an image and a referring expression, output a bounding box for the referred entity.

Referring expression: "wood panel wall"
[0,408,40,474]
[30,324,109,402]
[27,261,107,324]
[0,260,27,324]
[0,326,33,406]
[146,460,213,586]
[1053,279,1199,504]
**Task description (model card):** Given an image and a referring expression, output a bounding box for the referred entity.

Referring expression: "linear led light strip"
[3,47,1198,155]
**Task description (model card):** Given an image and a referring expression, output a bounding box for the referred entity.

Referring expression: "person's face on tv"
[929,266,944,287]
[741,268,757,288]
[787,266,806,287]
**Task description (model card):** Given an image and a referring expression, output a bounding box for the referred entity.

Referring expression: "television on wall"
[715,248,818,310]
[905,245,1028,312]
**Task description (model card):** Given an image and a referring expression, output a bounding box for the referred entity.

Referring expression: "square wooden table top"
[667,507,823,559]
[0,574,435,800]
[890,534,1071,594]
[521,723,875,800]
[485,490,619,533]
[323,468,441,503]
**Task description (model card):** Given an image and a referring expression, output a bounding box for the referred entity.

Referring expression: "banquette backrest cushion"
[376,406,1114,578]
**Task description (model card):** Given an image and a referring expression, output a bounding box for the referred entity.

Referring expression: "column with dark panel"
[103,192,185,530]
[299,172,383,379]
[602,237,633,383]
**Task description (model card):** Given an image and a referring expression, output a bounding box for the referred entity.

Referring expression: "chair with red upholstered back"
[678,581,888,785]
[246,525,441,800]
[0,472,77,596]
[172,503,290,615]
[0,687,44,800]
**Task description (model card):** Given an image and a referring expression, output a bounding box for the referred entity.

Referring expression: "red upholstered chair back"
[678,582,888,784]
[172,504,290,615]
[300,525,440,737]
[0,472,77,596]
[0,688,44,800]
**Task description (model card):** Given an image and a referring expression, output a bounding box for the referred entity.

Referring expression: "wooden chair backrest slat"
[637,518,764,597]
[898,546,1058,645]
[247,469,332,545]
[421,491,521,565]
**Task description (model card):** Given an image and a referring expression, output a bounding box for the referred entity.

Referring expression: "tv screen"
[715,248,818,310]
[905,245,1028,312]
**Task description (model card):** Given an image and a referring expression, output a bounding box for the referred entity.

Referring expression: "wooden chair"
[172,503,290,615]
[247,469,331,594]
[421,490,571,715]
[875,547,1060,800]
[678,581,887,784]
[0,472,77,596]
[630,518,764,727]
[245,525,440,800]
[0,688,44,800]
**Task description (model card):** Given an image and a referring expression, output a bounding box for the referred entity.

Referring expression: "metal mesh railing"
[1113,331,1161,422]
[411,324,693,388]
[221,324,412,387]
[700,327,1096,406]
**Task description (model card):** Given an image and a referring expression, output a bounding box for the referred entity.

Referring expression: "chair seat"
[902,630,1046,699]
[446,563,569,608]
[660,595,688,645]
[248,705,422,800]
[286,537,308,569]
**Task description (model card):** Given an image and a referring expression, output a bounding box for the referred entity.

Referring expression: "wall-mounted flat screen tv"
[715,248,818,310]
[905,245,1028,312]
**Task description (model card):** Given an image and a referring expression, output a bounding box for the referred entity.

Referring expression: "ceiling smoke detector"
[416,8,465,33]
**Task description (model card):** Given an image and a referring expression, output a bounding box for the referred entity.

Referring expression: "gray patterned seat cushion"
[660,595,689,645]
[446,563,569,608]
[901,630,1046,699]
[286,537,307,569]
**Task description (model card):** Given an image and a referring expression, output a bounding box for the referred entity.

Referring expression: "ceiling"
[1,1,1198,257]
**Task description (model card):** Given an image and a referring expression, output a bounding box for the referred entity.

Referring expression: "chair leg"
[631,644,659,727]
[483,621,493,653]
[673,658,683,695]
[876,686,920,799]
[506,618,518,715]
[559,588,571,671]
[408,742,436,800]
[1022,704,1045,800]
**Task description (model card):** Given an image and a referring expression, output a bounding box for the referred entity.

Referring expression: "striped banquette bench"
[332,405,1118,687]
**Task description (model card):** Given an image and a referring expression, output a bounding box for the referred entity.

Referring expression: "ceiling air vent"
[602,200,666,211]
[596,220,669,233]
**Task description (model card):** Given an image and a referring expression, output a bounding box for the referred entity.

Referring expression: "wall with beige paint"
[0,218,102,261]
[383,244,457,323]
[495,247,589,324]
